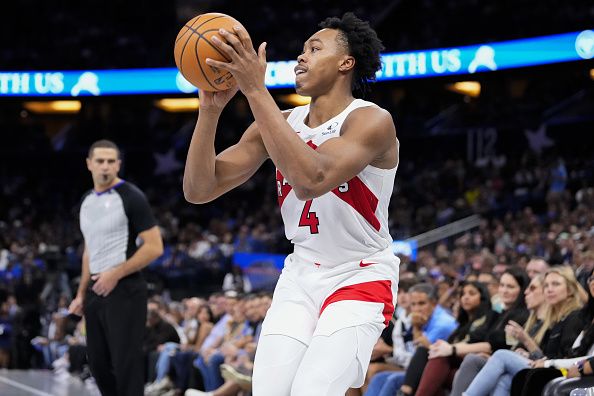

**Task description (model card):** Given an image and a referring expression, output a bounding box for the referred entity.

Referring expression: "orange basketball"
[174,13,245,91]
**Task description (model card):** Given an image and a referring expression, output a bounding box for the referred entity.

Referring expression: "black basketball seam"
[197,28,233,62]
[177,15,206,78]
[175,22,194,44]
[195,15,229,30]
[178,26,196,82]
[195,37,219,91]
[175,14,226,44]
[175,26,191,44]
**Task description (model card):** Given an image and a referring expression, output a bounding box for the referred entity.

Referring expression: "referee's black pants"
[84,272,147,396]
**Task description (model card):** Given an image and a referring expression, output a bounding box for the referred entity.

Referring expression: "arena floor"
[0,369,100,396]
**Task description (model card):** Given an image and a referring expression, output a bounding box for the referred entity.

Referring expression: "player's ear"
[339,56,355,72]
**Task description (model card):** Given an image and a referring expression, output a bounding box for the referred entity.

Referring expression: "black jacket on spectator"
[449,310,500,344]
[487,307,530,351]
[540,309,585,359]
[143,319,180,354]
[510,309,592,396]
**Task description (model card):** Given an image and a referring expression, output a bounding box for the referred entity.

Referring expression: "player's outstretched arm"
[183,110,268,204]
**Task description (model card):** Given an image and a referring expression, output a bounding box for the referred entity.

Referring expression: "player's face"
[295,29,351,96]
[86,148,121,189]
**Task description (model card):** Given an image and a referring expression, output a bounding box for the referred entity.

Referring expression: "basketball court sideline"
[0,369,99,396]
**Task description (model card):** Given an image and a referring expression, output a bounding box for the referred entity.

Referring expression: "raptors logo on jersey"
[276,99,398,267]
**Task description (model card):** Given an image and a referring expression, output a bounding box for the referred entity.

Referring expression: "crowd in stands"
[0,139,593,395]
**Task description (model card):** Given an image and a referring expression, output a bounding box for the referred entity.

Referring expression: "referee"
[68,139,163,396]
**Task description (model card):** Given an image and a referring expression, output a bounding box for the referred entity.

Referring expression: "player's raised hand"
[206,26,268,95]
[198,85,240,113]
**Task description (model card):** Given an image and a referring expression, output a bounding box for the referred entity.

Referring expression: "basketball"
[174,13,245,91]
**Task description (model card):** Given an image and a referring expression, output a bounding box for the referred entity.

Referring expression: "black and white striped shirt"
[79,181,157,274]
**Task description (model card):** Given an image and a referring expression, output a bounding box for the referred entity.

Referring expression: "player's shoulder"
[349,100,393,121]
[343,101,395,136]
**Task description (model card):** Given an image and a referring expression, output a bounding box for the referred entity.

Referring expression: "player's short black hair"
[319,12,384,94]
[88,139,120,159]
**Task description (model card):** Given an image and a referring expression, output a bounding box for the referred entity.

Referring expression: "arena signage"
[0,30,591,96]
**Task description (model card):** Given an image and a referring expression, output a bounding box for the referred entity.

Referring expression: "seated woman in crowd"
[502,274,547,360]
[447,268,543,396]
[512,269,594,396]
[448,272,547,396]
[365,280,497,396]
[185,294,268,396]
[406,267,531,396]
[463,265,585,396]
[149,299,205,387]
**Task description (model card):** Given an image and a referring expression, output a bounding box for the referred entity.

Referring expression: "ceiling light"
[446,81,481,98]
[155,98,200,112]
[277,94,311,106]
[24,100,82,114]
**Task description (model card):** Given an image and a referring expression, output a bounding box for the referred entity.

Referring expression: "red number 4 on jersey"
[299,200,319,234]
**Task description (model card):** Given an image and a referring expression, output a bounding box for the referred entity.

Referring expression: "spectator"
[143,302,181,381]
[477,272,503,313]
[448,267,530,396]
[166,304,216,394]
[397,281,497,396]
[186,295,265,396]
[222,265,252,294]
[504,274,547,357]
[526,257,550,279]
[517,270,594,395]
[367,283,457,396]
[145,298,202,394]
[463,266,584,396]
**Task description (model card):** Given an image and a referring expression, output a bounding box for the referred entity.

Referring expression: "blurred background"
[0,0,594,391]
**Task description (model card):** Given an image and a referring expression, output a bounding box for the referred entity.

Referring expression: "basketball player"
[183,13,399,396]
[69,140,163,396]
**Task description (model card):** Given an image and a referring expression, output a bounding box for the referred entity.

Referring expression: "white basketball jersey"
[276,99,397,266]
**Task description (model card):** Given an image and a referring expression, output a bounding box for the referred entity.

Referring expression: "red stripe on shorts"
[319,280,394,326]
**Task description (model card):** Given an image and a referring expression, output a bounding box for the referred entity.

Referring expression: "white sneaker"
[146,376,173,395]
[52,356,69,370]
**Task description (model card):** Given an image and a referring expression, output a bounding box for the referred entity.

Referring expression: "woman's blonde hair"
[539,266,584,341]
